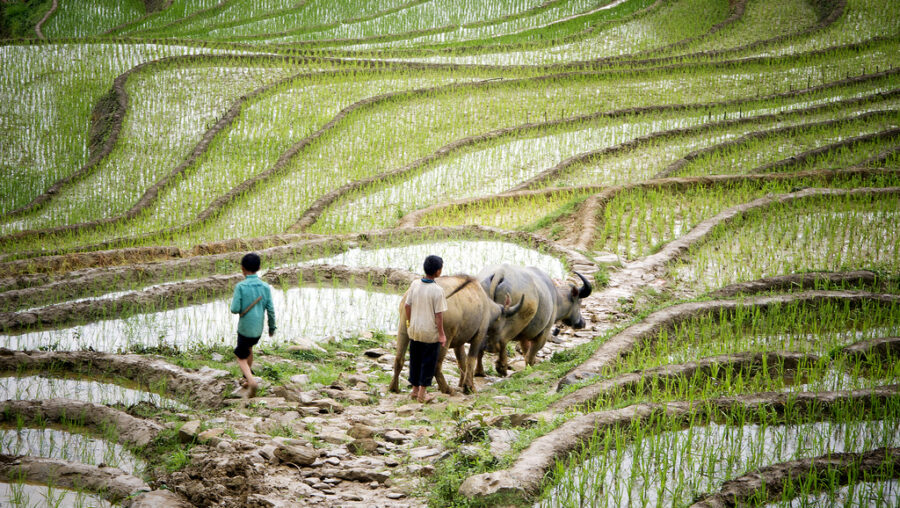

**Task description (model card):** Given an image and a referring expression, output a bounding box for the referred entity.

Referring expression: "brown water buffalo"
[388,275,521,394]
[477,264,591,376]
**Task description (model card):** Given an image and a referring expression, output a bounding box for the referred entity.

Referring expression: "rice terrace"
[0,0,898,506]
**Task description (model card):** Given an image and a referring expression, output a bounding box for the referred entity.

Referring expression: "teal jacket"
[230,274,276,338]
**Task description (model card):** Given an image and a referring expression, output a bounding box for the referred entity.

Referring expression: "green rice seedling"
[0,480,115,508]
[646,0,820,59]
[0,425,144,475]
[550,81,900,187]
[675,109,900,177]
[421,189,594,229]
[612,298,900,376]
[594,171,900,260]
[0,374,187,410]
[41,0,147,38]
[0,43,238,215]
[311,108,725,233]
[671,192,900,291]
[0,279,404,353]
[117,0,229,35]
[338,0,651,53]
[0,60,302,234]
[742,0,900,57]
[183,46,898,244]
[365,0,730,65]
[540,397,900,507]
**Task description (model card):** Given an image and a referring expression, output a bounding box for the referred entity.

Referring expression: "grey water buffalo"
[389,275,522,394]
[477,264,592,376]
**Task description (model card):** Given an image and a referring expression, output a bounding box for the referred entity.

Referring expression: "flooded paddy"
[0,375,186,410]
[540,419,900,508]
[0,481,113,508]
[765,479,900,507]
[1,285,400,352]
[299,240,567,279]
[0,426,144,476]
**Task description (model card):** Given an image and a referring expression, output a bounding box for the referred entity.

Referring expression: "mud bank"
[0,454,149,504]
[842,337,900,363]
[0,398,161,447]
[0,349,229,407]
[690,447,900,507]
[557,291,900,390]
[458,385,900,500]
[709,270,882,297]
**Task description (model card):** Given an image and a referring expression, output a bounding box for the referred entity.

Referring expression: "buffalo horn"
[502,295,525,317]
[575,272,592,298]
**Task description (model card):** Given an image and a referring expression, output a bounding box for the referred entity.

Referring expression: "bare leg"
[416,386,434,403]
[433,346,453,394]
[237,356,257,397]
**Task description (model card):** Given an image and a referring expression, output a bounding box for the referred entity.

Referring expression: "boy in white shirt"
[404,255,448,403]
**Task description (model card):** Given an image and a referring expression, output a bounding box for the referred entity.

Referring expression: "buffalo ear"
[504,295,511,307]
[570,286,579,299]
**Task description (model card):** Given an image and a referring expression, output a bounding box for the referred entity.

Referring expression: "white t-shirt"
[406,279,448,343]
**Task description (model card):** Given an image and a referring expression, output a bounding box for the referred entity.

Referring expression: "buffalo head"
[559,272,592,329]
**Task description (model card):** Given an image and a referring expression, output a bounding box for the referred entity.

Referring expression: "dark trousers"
[409,340,440,387]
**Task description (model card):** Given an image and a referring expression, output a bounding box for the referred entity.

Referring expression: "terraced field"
[0,0,898,506]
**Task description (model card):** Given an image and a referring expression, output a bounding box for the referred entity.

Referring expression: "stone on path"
[178,420,201,443]
[488,429,519,459]
[274,440,319,466]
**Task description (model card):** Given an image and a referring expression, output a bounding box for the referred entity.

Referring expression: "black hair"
[241,252,261,273]
[423,255,443,277]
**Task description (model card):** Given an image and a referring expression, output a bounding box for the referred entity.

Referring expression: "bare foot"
[410,388,419,400]
[247,381,258,398]
[417,392,435,404]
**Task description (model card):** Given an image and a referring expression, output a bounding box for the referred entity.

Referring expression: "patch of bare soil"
[691,447,900,507]
[709,270,881,297]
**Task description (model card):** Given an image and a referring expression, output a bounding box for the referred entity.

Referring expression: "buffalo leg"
[475,352,486,377]
[495,341,509,377]
[462,341,482,394]
[524,330,550,366]
[454,345,467,388]
[389,323,410,393]
[433,345,454,394]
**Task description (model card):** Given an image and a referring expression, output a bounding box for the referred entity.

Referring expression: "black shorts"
[234,333,260,359]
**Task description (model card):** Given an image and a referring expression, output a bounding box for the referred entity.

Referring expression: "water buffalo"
[478,264,592,376]
[389,275,521,395]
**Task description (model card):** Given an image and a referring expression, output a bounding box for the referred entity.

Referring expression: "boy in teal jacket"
[230,253,276,397]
